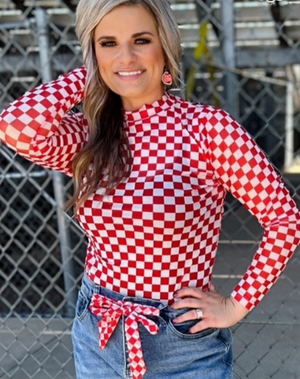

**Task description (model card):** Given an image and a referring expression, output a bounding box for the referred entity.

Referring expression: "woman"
[1,0,300,378]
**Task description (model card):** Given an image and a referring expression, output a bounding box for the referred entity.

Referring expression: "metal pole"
[35,8,76,317]
[220,0,237,118]
[285,82,294,172]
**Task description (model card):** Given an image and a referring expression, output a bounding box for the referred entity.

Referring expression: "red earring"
[162,70,173,86]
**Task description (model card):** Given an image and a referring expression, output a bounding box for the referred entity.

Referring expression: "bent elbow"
[0,113,33,154]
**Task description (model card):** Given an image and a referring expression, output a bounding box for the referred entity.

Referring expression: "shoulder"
[169,94,233,123]
[169,95,240,136]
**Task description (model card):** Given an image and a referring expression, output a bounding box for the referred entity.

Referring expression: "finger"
[174,287,203,300]
[189,319,212,334]
[171,297,203,310]
[172,309,202,324]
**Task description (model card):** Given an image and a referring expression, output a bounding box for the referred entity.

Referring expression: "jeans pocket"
[168,318,217,339]
[75,289,91,321]
[145,315,168,329]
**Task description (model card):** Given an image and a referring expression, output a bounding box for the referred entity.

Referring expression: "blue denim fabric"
[72,274,233,379]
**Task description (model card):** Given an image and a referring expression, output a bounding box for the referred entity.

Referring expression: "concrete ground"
[1,205,300,379]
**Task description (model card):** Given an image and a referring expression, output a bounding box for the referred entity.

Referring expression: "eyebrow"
[97,31,154,42]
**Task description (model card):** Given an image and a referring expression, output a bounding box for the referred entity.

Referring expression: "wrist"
[228,296,250,323]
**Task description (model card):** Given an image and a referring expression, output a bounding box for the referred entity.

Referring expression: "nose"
[118,43,136,65]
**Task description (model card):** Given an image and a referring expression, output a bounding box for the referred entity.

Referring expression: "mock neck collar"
[123,92,175,124]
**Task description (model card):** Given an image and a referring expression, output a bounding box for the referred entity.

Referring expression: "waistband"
[81,273,190,321]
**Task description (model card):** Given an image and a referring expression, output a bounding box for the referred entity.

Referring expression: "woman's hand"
[171,283,250,333]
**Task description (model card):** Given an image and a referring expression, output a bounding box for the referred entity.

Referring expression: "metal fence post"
[285,81,294,171]
[220,0,238,118]
[35,7,77,317]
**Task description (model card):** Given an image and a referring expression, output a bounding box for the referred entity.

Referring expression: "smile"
[118,70,143,77]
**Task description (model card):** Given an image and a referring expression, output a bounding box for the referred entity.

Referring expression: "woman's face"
[94,4,166,111]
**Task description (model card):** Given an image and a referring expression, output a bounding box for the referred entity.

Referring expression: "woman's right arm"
[0,66,88,176]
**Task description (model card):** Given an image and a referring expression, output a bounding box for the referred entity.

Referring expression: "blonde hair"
[67,0,182,214]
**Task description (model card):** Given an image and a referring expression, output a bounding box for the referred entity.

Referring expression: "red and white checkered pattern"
[1,67,300,311]
[0,66,88,176]
[90,294,159,379]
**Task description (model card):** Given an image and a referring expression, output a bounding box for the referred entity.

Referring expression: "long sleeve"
[200,106,300,310]
[0,66,88,176]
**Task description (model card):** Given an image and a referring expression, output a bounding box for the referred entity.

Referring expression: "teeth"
[118,71,142,76]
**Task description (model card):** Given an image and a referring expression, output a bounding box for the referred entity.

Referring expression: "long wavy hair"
[67,0,182,215]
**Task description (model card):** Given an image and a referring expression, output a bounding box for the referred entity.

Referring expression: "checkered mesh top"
[1,66,300,310]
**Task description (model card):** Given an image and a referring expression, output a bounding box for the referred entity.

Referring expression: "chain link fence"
[1,0,300,378]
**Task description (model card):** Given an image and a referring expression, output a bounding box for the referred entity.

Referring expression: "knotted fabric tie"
[90,294,160,379]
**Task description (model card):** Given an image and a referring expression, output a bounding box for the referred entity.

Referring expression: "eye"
[100,41,116,47]
[135,38,151,45]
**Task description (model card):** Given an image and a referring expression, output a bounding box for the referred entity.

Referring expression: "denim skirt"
[72,274,233,379]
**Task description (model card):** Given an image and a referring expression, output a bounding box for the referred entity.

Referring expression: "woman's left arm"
[172,107,300,331]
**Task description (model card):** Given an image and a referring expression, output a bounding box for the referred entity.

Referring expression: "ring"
[195,308,203,320]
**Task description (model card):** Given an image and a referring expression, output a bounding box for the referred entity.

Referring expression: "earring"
[162,69,173,86]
